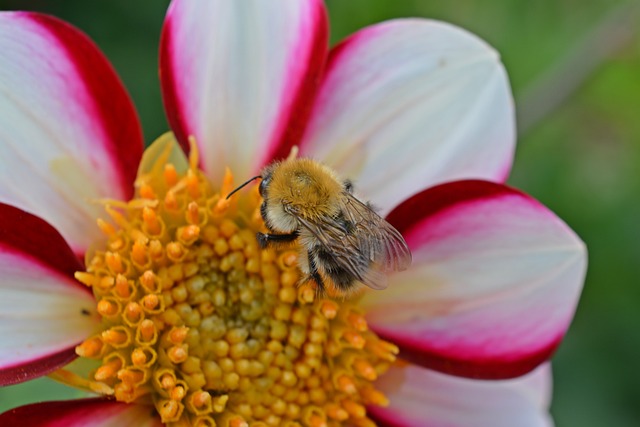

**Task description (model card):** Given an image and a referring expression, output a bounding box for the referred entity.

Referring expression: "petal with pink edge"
[0,203,98,386]
[0,12,143,253]
[361,181,586,379]
[300,20,515,214]
[0,398,162,427]
[370,362,553,427]
[160,0,328,182]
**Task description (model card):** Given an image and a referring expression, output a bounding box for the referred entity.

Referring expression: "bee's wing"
[340,193,412,273]
[296,193,411,291]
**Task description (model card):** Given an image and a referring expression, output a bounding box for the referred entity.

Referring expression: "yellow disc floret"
[73,134,397,427]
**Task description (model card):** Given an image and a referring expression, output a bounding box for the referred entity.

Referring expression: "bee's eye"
[260,201,268,219]
[259,178,269,197]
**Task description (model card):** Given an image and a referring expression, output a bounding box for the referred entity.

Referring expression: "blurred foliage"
[0,0,638,426]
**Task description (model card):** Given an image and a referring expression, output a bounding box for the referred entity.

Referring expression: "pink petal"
[361,181,586,379]
[160,0,328,182]
[0,12,143,253]
[0,398,162,427]
[300,20,515,214]
[0,203,97,385]
[370,363,553,427]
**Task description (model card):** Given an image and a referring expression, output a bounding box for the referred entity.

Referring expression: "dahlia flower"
[0,1,586,426]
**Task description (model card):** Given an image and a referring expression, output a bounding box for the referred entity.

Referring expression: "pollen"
[75,136,397,426]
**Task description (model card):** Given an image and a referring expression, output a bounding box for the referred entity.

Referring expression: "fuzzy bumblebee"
[228,157,412,296]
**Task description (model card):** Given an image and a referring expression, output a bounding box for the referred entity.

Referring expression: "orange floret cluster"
[73,137,397,427]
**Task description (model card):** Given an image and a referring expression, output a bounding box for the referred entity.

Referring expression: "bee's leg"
[256,231,299,249]
[307,250,325,294]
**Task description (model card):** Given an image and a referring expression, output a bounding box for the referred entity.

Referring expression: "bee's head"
[267,159,342,222]
[258,172,271,199]
[257,164,300,233]
[228,159,342,233]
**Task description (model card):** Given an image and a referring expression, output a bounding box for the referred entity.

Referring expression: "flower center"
[74,137,397,427]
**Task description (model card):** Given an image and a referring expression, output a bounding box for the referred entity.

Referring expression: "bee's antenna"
[226,175,262,199]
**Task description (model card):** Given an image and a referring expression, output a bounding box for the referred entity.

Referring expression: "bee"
[227,157,412,295]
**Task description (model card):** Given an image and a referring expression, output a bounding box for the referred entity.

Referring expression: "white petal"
[0,12,143,253]
[362,181,586,379]
[0,251,96,384]
[370,363,553,427]
[0,203,97,385]
[160,0,328,182]
[301,20,515,214]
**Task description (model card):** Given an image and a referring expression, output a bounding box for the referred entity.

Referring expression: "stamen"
[353,358,377,381]
[168,345,189,364]
[101,327,130,347]
[186,170,200,199]
[343,399,366,419]
[74,272,97,287]
[169,326,189,344]
[131,241,149,268]
[161,162,178,186]
[49,368,114,395]
[221,168,234,198]
[320,300,338,319]
[131,347,157,367]
[165,191,179,211]
[94,358,122,382]
[347,312,368,331]
[137,319,157,344]
[97,298,120,317]
[155,369,177,390]
[139,183,156,200]
[98,276,115,291]
[97,218,116,237]
[114,274,132,299]
[140,270,160,293]
[141,294,160,312]
[186,202,200,225]
[167,242,187,262]
[178,225,200,246]
[336,374,357,394]
[75,336,104,358]
[117,367,146,386]
[142,207,163,237]
[123,302,144,325]
[343,331,366,349]
[105,252,124,274]
[157,398,183,423]
[105,205,129,229]
[362,386,389,406]
[170,384,187,401]
[325,403,349,421]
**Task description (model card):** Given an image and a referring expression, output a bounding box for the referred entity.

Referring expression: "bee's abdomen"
[314,247,359,292]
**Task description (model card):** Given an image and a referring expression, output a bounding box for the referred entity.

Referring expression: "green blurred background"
[0,1,638,426]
